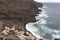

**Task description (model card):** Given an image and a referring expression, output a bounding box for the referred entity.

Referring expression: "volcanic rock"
[0,0,43,31]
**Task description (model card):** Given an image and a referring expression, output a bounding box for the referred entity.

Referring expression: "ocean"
[45,3,60,30]
[26,3,60,40]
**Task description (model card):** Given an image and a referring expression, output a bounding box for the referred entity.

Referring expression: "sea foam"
[26,0,60,40]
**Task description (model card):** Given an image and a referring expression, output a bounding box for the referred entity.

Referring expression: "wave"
[25,1,60,40]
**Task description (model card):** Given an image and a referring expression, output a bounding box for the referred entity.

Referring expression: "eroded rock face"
[0,0,43,31]
[0,0,37,22]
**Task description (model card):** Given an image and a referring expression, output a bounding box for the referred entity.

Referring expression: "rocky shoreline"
[0,0,43,40]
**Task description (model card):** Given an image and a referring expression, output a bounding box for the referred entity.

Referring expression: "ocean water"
[45,3,60,30]
[26,3,60,40]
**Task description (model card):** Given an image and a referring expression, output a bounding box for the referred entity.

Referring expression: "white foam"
[34,0,44,3]
[34,0,60,3]
[39,19,47,24]
[31,32,43,39]
[38,7,43,10]
[25,1,60,40]
[26,22,39,32]
[26,3,49,40]
[54,30,60,33]
[38,12,48,18]
[38,8,49,18]
[52,34,60,38]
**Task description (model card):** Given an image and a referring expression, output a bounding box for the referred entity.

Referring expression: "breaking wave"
[25,1,60,40]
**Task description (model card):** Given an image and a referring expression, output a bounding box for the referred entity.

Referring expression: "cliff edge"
[0,0,43,32]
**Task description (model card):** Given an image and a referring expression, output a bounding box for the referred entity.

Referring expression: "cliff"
[0,0,44,40]
[0,0,43,31]
[0,0,37,22]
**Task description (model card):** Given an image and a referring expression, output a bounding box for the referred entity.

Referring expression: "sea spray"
[26,4,49,39]
[25,1,60,40]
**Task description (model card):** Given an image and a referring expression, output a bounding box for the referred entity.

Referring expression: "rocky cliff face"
[0,0,43,31]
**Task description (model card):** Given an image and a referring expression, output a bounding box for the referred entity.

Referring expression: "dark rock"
[0,0,43,31]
